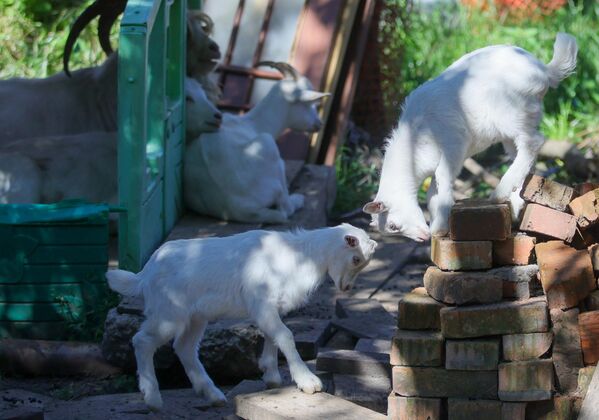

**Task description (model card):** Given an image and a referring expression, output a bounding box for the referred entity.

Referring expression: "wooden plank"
[579,362,599,420]
[579,310,599,365]
[27,246,107,265]
[0,225,108,246]
[0,265,108,284]
[0,283,109,303]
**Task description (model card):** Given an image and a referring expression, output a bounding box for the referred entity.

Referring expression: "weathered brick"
[550,308,585,394]
[315,349,389,377]
[520,204,578,243]
[536,241,596,310]
[431,236,492,271]
[440,297,549,339]
[577,366,596,398]
[392,366,497,399]
[423,266,503,305]
[449,200,511,241]
[575,182,599,196]
[569,189,599,228]
[390,330,444,367]
[525,396,575,420]
[498,359,554,401]
[501,402,526,420]
[445,338,499,370]
[578,310,599,365]
[585,289,599,311]
[590,244,599,272]
[521,174,575,211]
[387,394,442,420]
[503,281,531,301]
[448,399,501,420]
[493,234,536,266]
[492,265,538,301]
[502,332,553,361]
[397,288,445,330]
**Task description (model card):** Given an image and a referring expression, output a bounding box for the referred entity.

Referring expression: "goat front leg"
[492,134,544,217]
[252,305,322,394]
[173,314,226,406]
[500,139,525,219]
[430,153,462,237]
[259,336,282,388]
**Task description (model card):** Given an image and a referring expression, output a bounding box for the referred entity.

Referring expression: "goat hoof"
[143,392,163,411]
[263,371,282,388]
[295,371,323,394]
[205,387,227,406]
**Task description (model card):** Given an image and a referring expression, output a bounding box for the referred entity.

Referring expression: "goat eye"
[388,223,398,231]
[352,256,361,266]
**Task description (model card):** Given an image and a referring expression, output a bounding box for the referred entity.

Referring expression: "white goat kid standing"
[364,33,578,242]
[184,62,329,224]
[106,223,378,410]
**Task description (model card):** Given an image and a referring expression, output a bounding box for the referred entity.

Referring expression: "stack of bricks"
[388,175,599,420]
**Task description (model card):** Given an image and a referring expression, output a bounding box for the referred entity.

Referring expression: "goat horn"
[256,61,299,81]
[97,0,127,56]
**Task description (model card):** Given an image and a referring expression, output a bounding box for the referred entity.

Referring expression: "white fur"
[364,33,577,242]
[106,224,377,410]
[184,66,329,223]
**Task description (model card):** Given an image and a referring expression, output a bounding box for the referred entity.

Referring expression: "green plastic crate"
[0,201,113,339]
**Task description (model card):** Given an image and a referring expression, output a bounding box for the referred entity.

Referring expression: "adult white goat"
[0,11,221,144]
[0,78,219,204]
[184,62,330,224]
[106,223,377,409]
[364,33,578,242]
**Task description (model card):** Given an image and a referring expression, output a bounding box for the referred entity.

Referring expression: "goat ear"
[344,235,359,248]
[299,90,331,103]
[363,201,388,215]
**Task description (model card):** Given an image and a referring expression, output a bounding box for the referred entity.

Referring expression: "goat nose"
[209,42,219,52]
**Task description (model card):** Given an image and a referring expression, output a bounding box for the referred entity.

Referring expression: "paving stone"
[397,287,445,331]
[445,338,500,370]
[578,310,599,365]
[502,332,553,361]
[526,396,575,420]
[387,394,442,420]
[0,407,44,420]
[316,349,390,377]
[392,366,498,399]
[226,380,267,400]
[431,236,493,271]
[390,330,444,367]
[424,266,503,305]
[285,317,333,360]
[498,359,554,401]
[440,297,549,339]
[332,298,395,339]
[501,402,526,420]
[550,308,585,394]
[521,174,576,211]
[536,241,596,310]
[493,233,536,266]
[449,200,512,241]
[354,338,390,354]
[576,366,596,398]
[0,390,53,419]
[332,374,390,413]
[520,204,578,243]
[447,398,502,420]
[569,188,599,228]
[234,386,387,420]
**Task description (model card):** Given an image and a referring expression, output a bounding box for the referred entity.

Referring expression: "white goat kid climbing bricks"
[106,224,377,410]
[364,33,578,242]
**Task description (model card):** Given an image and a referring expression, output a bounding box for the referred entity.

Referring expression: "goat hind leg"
[259,336,282,388]
[173,315,226,406]
[500,139,526,219]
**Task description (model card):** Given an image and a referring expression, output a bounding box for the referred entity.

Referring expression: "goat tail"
[546,32,578,88]
[105,269,141,297]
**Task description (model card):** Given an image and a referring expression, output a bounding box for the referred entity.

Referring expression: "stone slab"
[332,298,396,340]
[445,338,500,371]
[550,308,585,394]
[424,266,503,305]
[234,386,387,420]
[392,366,498,399]
[498,359,554,401]
[332,374,390,413]
[316,349,390,377]
[354,338,390,355]
[431,236,492,271]
[447,398,502,420]
[398,287,445,331]
[440,297,549,339]
[387,394,442,420]
[502,332,553,361]
[285,317,333,360]
[390,330,444,367]
[449,200,511,241]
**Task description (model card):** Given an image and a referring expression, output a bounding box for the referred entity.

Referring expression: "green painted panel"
[26,245,107,265]
[0,265,107,284]
[0,283,109,303]
[0,302,84,322]
[0,225,108,245]
[0,321,68,339]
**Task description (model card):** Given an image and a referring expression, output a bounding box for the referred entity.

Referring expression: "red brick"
[520,204,578,243]
[578,310,599,365]
[569,189,599,228]
[501,402,526,420]
[575,182,599,196]
[423,266,503,305]
[521,174,576,211]
[447,399,501,420]
[387,394,442,420]
[390,330,444,367]
[535,241,596,309]
[502,332,553,361]
[493,234,536,266]
[449,199,511,241]
[550,308,584,394]
[498,359,554,401]
[397,288,445,331]
[445,338,500,371]
[431,236,492,271]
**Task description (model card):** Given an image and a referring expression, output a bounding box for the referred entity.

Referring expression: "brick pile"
[389,175,599,419]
